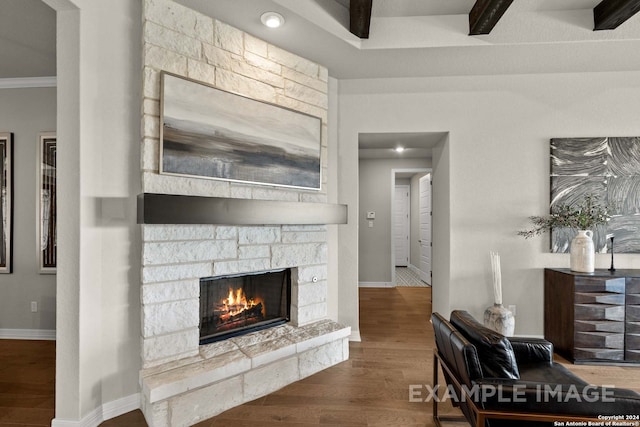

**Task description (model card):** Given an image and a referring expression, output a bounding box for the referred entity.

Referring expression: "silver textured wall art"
[550,137,640,253]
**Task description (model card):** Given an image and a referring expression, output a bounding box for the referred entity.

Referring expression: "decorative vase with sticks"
[483,251,515,336]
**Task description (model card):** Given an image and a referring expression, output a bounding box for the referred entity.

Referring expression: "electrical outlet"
[508,305,516,316]
[31,301,38,313]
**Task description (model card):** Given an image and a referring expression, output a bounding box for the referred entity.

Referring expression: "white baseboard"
[349,330,362,342]
[0,328,56,340]
[358,281,393,288]
[51,393,140,427]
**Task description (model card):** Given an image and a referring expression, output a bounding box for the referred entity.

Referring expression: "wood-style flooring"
[2,288,640,426]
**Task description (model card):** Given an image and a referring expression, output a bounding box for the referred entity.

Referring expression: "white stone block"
[244,34,268,57]
[319,66,328,82]
[238,227,281,244]
[268,45,318,77]
[187,59,215,85]
[144,21,201,59]
[282,225,327,232]
[230,60,284,89]
[295,265,328,283]
[202,43,236,70]
[143,98,160,116]
[143,240,237,265]
[142,114,160,139]
[295,301,328,325]
[141,399,169,427]
[144,0,213,43]
[214,20,244,55]
[289,321,351,353]
[143,328,199,365]
[215,68,276,104]
[212,258,271,277]
[143,225,216,242]
[299,339,346,378]
[300,192,328,203]
[271,243,327,268]
[142,171,231,197]
[143,299,199,337]
[283,67,327,93]
[240,336,297,368]
[294,281,327,307]
[251,186,300,202]
[143,67,161,100]
[244,51,281,75]
[145,350,250,403]
[142,137,159,172]
[200,340,240,359]
[169,376,244,427]
[282,231,327,244]
[215,226,237,240]
[229,184,252,199]
[142,262,212,284]
[144,44,188,75]
[243,356,299,401]
[141,280,199,305]
[284,80,328,109]
[238,245,270,259]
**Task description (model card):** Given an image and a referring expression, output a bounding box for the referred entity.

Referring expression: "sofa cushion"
[450,310,520,379]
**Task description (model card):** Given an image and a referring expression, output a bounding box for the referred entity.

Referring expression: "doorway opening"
[391,168,431,287]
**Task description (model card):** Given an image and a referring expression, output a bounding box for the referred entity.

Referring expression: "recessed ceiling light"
[261,12,285,28]
[395,147,405,153]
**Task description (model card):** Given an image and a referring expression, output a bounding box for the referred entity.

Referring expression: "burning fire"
[221,287,264,318]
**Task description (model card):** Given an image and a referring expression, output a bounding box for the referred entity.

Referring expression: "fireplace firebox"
[199,268,291,345]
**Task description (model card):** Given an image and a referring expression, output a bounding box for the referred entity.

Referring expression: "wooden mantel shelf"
[137,193,348,226]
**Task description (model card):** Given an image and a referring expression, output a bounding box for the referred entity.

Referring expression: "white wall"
[52,0,142,423]
[0,87,56,334]
[340,72,640,336]
[358,158,430,283]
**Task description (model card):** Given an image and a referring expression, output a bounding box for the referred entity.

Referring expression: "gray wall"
[358,157,431,283]
[0,86,56,332]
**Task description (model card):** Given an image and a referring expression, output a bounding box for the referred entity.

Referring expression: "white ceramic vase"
[483,304,515,337]
[570,230,595,273]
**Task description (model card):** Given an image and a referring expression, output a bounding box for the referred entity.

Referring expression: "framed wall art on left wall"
[0,132,13,273]
[37,132,56,273]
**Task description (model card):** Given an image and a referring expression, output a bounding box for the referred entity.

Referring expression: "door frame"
[390,168,431,286]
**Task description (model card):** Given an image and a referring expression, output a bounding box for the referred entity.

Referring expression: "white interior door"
[394,185,410,267]
[419,174,432,283]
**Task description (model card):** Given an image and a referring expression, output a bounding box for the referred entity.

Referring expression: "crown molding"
[0,76,57,89]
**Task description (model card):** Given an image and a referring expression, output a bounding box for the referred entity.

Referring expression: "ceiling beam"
[469,0,514,35]
[349,0,372,39]
[594,0,640,30]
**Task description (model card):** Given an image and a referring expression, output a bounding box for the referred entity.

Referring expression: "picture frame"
[160,72,322,191]
[550,136,640,253]
[37,132,56,273]
[0,132,13,274]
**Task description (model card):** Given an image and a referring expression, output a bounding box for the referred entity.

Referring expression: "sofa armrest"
[508,337,553,364]
[473,379,640,419]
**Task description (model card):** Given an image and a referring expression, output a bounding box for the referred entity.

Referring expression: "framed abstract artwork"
[0,132,13,273]
[160,72,322,190]
[550,137,640,253]
[38,132,56,273]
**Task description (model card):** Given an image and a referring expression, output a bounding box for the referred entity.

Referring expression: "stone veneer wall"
[139,1,348,425]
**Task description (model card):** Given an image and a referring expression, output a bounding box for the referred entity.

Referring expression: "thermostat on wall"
[366,211,376,220]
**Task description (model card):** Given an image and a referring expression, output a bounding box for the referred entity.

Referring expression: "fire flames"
[219,288,265,321]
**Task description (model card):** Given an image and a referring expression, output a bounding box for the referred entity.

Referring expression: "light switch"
[368,221,374,228]
[367,212,376,220]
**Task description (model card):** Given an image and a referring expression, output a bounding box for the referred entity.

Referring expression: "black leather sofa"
[431,310,640,427]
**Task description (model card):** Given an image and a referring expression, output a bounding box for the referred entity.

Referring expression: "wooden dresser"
[544,268,640,364]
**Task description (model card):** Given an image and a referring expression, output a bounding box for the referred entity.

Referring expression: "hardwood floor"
[0,340,55,427]
[3,287,640,426]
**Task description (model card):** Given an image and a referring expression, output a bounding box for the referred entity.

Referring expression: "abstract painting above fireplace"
[200,269,291,344]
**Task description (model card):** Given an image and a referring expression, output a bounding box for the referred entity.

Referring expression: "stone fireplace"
[139,1,348,425]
